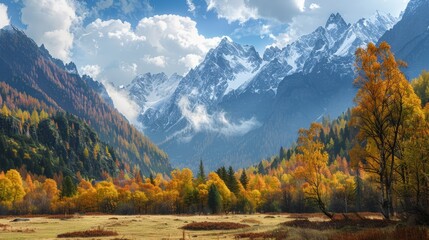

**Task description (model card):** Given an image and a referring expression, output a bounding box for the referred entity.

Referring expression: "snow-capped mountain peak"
[325,13,348,30]
[332,11,396,57]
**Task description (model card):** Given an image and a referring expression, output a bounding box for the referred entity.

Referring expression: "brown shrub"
[57,228,118,238]
[235,229,289,240]
[181,221,250,230]
[329,226,428,240]
[0,223,10,228]
[393,226,428,240]
[282,219,395,230]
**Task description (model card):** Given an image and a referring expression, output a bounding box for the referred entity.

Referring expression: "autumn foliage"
[0,42,428,226]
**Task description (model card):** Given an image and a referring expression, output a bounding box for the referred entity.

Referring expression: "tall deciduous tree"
[351,42,423,219]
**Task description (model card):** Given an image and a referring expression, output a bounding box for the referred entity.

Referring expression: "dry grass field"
[0,213,426,240]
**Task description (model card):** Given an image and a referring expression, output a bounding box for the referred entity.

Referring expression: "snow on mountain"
[243,12,396,95]
[122,11,398,170]
[125,73,182,114]
[140,37,262,132]
[335,11,396,57]
[139,10,395,136]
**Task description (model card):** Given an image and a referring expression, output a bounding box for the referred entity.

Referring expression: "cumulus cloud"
[0,3,9,29]
[73,15,221,85]
[143,55,167,68]
[21,0,77,61]
[179,54,203,69]
[178,96,261,137]
[206,0,258,23]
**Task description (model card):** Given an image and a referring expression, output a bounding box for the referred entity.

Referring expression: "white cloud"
[0,3,9,29]
[205,0,306,23]
[268,32,294,48]
[186,0,196,13]
[81,64,101,78]
[266,0,408,47]
[21,0,77,61]
[178,96,261,137]
[143,55,167,68]
[179,54,203,69]
[73,15,221,85]
[105,83,140,125]
[206,0,258,23]
[309,3,320,10]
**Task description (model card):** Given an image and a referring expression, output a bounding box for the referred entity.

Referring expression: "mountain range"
[121,10,399,170]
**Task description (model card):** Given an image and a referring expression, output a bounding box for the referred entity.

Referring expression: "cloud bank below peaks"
[178,96,261,138]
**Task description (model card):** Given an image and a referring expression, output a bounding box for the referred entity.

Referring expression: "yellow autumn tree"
[351,42,423,219]
[294,123,332,218]
[5,170,25,205]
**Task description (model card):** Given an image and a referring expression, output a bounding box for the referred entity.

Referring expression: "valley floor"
[0,213,424,240]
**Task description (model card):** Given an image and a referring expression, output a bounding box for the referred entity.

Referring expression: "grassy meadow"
[0,213,426,240]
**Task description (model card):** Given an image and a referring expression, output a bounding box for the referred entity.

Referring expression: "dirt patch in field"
[240,218,262,224]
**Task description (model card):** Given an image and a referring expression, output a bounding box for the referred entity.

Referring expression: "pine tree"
[61,176,77,198]
[197,159,206,182]
[216,166,227,181]
[240,170,248,190]
[279,147,287,160]
[227,166,239,194]
[208,184,222,214]
[149,173,155,185]
[257,162,266,175]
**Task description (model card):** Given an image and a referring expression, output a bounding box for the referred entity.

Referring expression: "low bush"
[57,228,118,238]
[235,229,289,239]
[329,226,428,240]
[181,221,250,230]
[282,218,395,230]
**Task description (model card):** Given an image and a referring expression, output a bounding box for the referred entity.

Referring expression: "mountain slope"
[379,0,429,78]
[125,72,182,115]
[0,26,171,176]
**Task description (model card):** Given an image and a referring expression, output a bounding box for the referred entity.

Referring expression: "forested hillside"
[0,103,118,179]
[0,27,171,176]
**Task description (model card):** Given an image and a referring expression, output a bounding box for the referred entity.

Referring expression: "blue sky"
[0,0,410,85]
